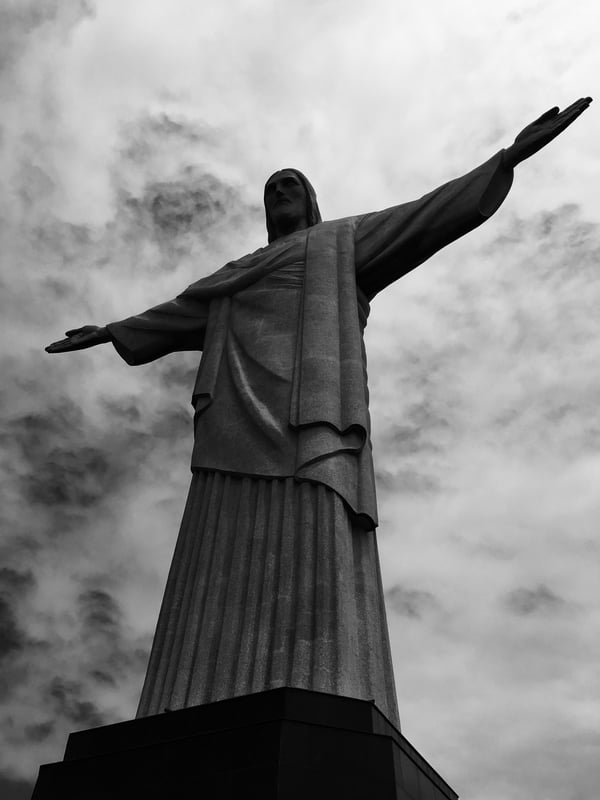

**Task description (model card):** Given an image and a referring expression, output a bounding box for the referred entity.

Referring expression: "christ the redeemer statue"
[47,99,591,729]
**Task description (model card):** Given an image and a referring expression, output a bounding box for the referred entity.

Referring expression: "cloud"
[0,774,33,800]
[23,721,54,743]
[0,0,94,73]
[386,585,440,620]
[0,569,34,665]
[504,584,566,616]
[46,677,103,728]
[78,588,120,636]
[0,598,26,663]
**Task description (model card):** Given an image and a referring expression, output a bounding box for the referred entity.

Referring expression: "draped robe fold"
[107,153,513,726]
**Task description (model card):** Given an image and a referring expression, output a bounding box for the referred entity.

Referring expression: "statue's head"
[264,168,322,243]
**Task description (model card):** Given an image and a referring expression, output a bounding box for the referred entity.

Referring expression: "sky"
[0,1,599,798]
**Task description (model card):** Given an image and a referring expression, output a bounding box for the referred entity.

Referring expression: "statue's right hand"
[45,325,110,354]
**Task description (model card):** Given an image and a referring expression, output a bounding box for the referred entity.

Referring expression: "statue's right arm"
[45,325,111,354]
[45,291,210,365]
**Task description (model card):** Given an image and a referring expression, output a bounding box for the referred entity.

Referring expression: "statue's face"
[264,170,308,233]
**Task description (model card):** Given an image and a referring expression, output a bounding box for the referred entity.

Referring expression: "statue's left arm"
[355,97,591,299]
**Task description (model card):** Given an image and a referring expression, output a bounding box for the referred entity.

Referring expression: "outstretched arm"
[355,96,592,299]
[46,325,111,353]
[354,150,514,299]
[503,97,592,168]
[45,291,210,365]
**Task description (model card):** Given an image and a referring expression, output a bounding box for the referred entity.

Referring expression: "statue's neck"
[271,217,309,241]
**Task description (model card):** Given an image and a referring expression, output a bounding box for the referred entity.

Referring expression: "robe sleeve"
[354,150,514,299]
[106,289,210,366]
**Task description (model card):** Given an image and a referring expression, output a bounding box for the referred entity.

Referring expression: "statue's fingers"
[45,338,72,353]
[560,98,584,114]
[65,328,85,337]
[554,100,592,130]
[555,97,592,122]
[573,96,592,112]
[533,106,560,125]
[564,97,592,113]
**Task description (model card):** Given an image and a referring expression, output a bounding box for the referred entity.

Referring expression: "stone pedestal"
[31,687,458,799]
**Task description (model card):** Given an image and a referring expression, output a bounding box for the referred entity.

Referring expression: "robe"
[107,152,513,727]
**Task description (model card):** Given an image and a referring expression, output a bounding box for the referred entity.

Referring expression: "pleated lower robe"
[136,471,400,728]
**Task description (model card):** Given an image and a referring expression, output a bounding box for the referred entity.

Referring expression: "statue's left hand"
[504,97,592,168]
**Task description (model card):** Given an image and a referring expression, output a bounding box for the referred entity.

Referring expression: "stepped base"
[32,687,458,799]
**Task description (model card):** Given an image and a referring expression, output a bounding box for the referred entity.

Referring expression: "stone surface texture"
[136,473,400,726]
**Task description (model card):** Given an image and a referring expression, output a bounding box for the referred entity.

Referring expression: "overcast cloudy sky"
[1,1,599,798]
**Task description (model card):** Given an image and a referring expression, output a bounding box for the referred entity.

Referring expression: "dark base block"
[32,688,458,799]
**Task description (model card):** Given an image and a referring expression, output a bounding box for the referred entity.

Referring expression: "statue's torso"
[192,244,305,477]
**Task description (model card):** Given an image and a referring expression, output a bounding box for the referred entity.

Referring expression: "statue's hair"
[264,168,322,244]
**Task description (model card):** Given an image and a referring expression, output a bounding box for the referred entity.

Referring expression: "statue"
[46,99,592,729]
